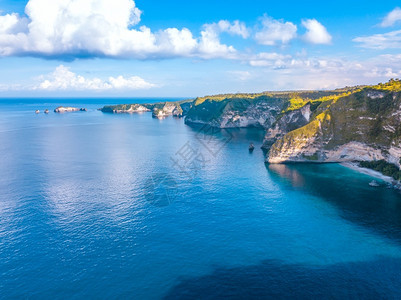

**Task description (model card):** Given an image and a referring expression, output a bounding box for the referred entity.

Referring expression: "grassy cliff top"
[270,79,401,156]
[100,99,193,112]
[371,78,401,92]
[193,89,355,106]
[284,79,401,113]
[100,80,401,113]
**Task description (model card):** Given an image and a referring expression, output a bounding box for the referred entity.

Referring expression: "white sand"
[340,162,395,184]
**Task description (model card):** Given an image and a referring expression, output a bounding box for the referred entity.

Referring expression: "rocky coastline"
[98,79,401,187]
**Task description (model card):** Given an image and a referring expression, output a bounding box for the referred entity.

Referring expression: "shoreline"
[340,162,396,185]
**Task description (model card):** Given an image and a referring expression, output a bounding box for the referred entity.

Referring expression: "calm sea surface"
[1,98,401,299]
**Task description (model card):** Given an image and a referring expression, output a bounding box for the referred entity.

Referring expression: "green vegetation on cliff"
[284,89,360,113]
[100,79,401,181]
[372,78,401,92]
[195,89,354,109]
[268,79,401,169]
[100,99,193,114]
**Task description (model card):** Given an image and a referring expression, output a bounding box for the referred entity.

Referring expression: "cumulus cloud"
[197,23,238,59]
[216,20,249,38]
[191,20,249,59]
[302,19,332,44]
[154,28,198,58]
[380,7,401,27]
[0,0,238,59]
[248,52,292,68]
[353,30,401,49]
[247,51,345,71]
[35,65,156,90]
[242,52,401,91]
[228,70,252,81]
[0,13,28,34]
[254,16,297,46]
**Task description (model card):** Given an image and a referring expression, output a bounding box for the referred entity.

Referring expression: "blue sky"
[0,0,401,97]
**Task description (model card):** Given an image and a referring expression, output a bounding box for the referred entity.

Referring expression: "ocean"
[0,98,401,299]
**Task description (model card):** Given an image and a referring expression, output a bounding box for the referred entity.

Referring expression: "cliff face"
[100,103,152,113]
[262,103,312,149]
[99,80,401,181]
[183,90,349,129]
[267,87,401,167]
[185,96,286,128]
[152,102,184,118]
[100,100,193,117]
[111,104,151,113]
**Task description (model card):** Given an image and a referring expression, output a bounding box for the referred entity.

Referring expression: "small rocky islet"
[97,79,401,187]
[54,106,87,113]
[35,106,87,113]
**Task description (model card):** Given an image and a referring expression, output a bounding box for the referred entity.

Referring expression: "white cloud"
[0,13,27,34]
[0,0,237,59]
[248,52,291,68]
[353,30,401,49]
[364,67,401,78]
[197,23,237,59]
[0,13,29,55]
[244,51,401,91]
[155,28,198,57]
[35,65,156,91]
[302,19,332,44]
[247,51,345,71]
[228,71,252,81]
[380,7,401,27]
[217,20,249,38]
[254,16,297,46]
[191,20,248,59]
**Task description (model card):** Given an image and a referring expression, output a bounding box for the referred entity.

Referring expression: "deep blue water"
[1,99,401,299]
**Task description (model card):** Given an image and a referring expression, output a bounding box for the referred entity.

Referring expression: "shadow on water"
[268,163,401,244]
[164,257,401,299]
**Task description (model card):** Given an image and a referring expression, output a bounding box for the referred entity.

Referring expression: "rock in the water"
[249,143,255,152]
[369,180,380,187]
[54,106,81,113]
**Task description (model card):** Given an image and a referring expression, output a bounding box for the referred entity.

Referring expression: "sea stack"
[249,143,255,152]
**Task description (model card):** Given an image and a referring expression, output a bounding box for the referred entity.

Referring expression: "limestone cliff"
[183,90,348,129]
[112,104,150,113]
[262,103,312,149]
[185,96,286,128]
[267,83,401,168]
[100,100,193,118]
[152,102,183,118]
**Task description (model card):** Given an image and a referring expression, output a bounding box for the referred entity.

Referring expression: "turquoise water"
[1,99,401,299]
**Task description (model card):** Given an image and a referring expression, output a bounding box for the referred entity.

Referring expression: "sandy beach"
[340,162,395,184]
